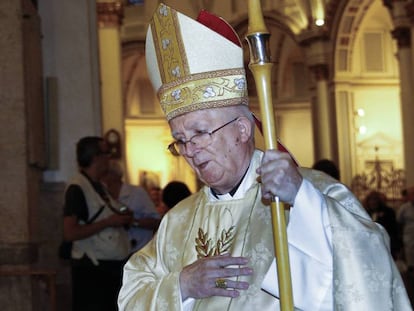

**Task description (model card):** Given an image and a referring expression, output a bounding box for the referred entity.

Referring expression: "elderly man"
[118,4,410,310]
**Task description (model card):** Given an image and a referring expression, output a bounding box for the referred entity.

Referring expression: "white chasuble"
[118,150,411,311]
[120,182,282,310]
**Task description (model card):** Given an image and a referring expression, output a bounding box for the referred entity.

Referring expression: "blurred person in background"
[311,159,340,180]
[364,190,401,259]
[162,181,192,210]
[101,160,161,253]
[63,136,132,311]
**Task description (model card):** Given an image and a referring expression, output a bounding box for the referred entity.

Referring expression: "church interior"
[1,0,414,310]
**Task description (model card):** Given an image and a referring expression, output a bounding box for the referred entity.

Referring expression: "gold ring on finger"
[215,278,227,289]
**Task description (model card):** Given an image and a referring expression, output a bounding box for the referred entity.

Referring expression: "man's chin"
[197,175,217,189]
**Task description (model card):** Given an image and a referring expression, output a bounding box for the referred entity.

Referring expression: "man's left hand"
[257,149,303,205]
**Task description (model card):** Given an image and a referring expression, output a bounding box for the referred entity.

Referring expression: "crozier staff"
[245,0,293,308]
[118,3,410,311]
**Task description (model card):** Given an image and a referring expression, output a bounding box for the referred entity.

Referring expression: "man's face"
[101,172,122,198]
[95,141,111,177]
[408,188,414,203]
[169,108,252,194]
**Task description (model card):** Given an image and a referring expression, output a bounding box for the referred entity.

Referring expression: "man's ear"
[237,117,252,143]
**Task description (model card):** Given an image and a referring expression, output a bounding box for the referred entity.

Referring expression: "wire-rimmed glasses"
[167,117,239,156]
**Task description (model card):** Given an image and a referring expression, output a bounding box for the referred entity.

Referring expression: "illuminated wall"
[124,119,198,192]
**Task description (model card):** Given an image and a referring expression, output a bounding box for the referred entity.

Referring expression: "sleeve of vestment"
[261,178,333,310]
[297,169,410,310]
[118,215,183,311]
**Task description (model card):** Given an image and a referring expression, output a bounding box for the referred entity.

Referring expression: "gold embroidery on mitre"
[150,3,189,84]
[195,226,235,258]
[158,69,248,120]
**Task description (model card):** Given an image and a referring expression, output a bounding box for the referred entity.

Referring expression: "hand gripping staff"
[245,1,294,310]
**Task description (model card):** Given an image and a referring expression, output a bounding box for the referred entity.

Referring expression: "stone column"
[0,0,44,309]
[308,63,337,161]
[299,30,338,163]
[392,26,414,185]
[395,2,414,186]
[96,1,125,144]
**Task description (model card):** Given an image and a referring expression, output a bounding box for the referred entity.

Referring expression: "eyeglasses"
[167,117,239,156]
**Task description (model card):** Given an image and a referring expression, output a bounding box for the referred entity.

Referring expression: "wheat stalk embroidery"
[195,226,235,258]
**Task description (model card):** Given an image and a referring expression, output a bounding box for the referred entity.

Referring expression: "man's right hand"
[106,213,133,227]
[179,254,253,301]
